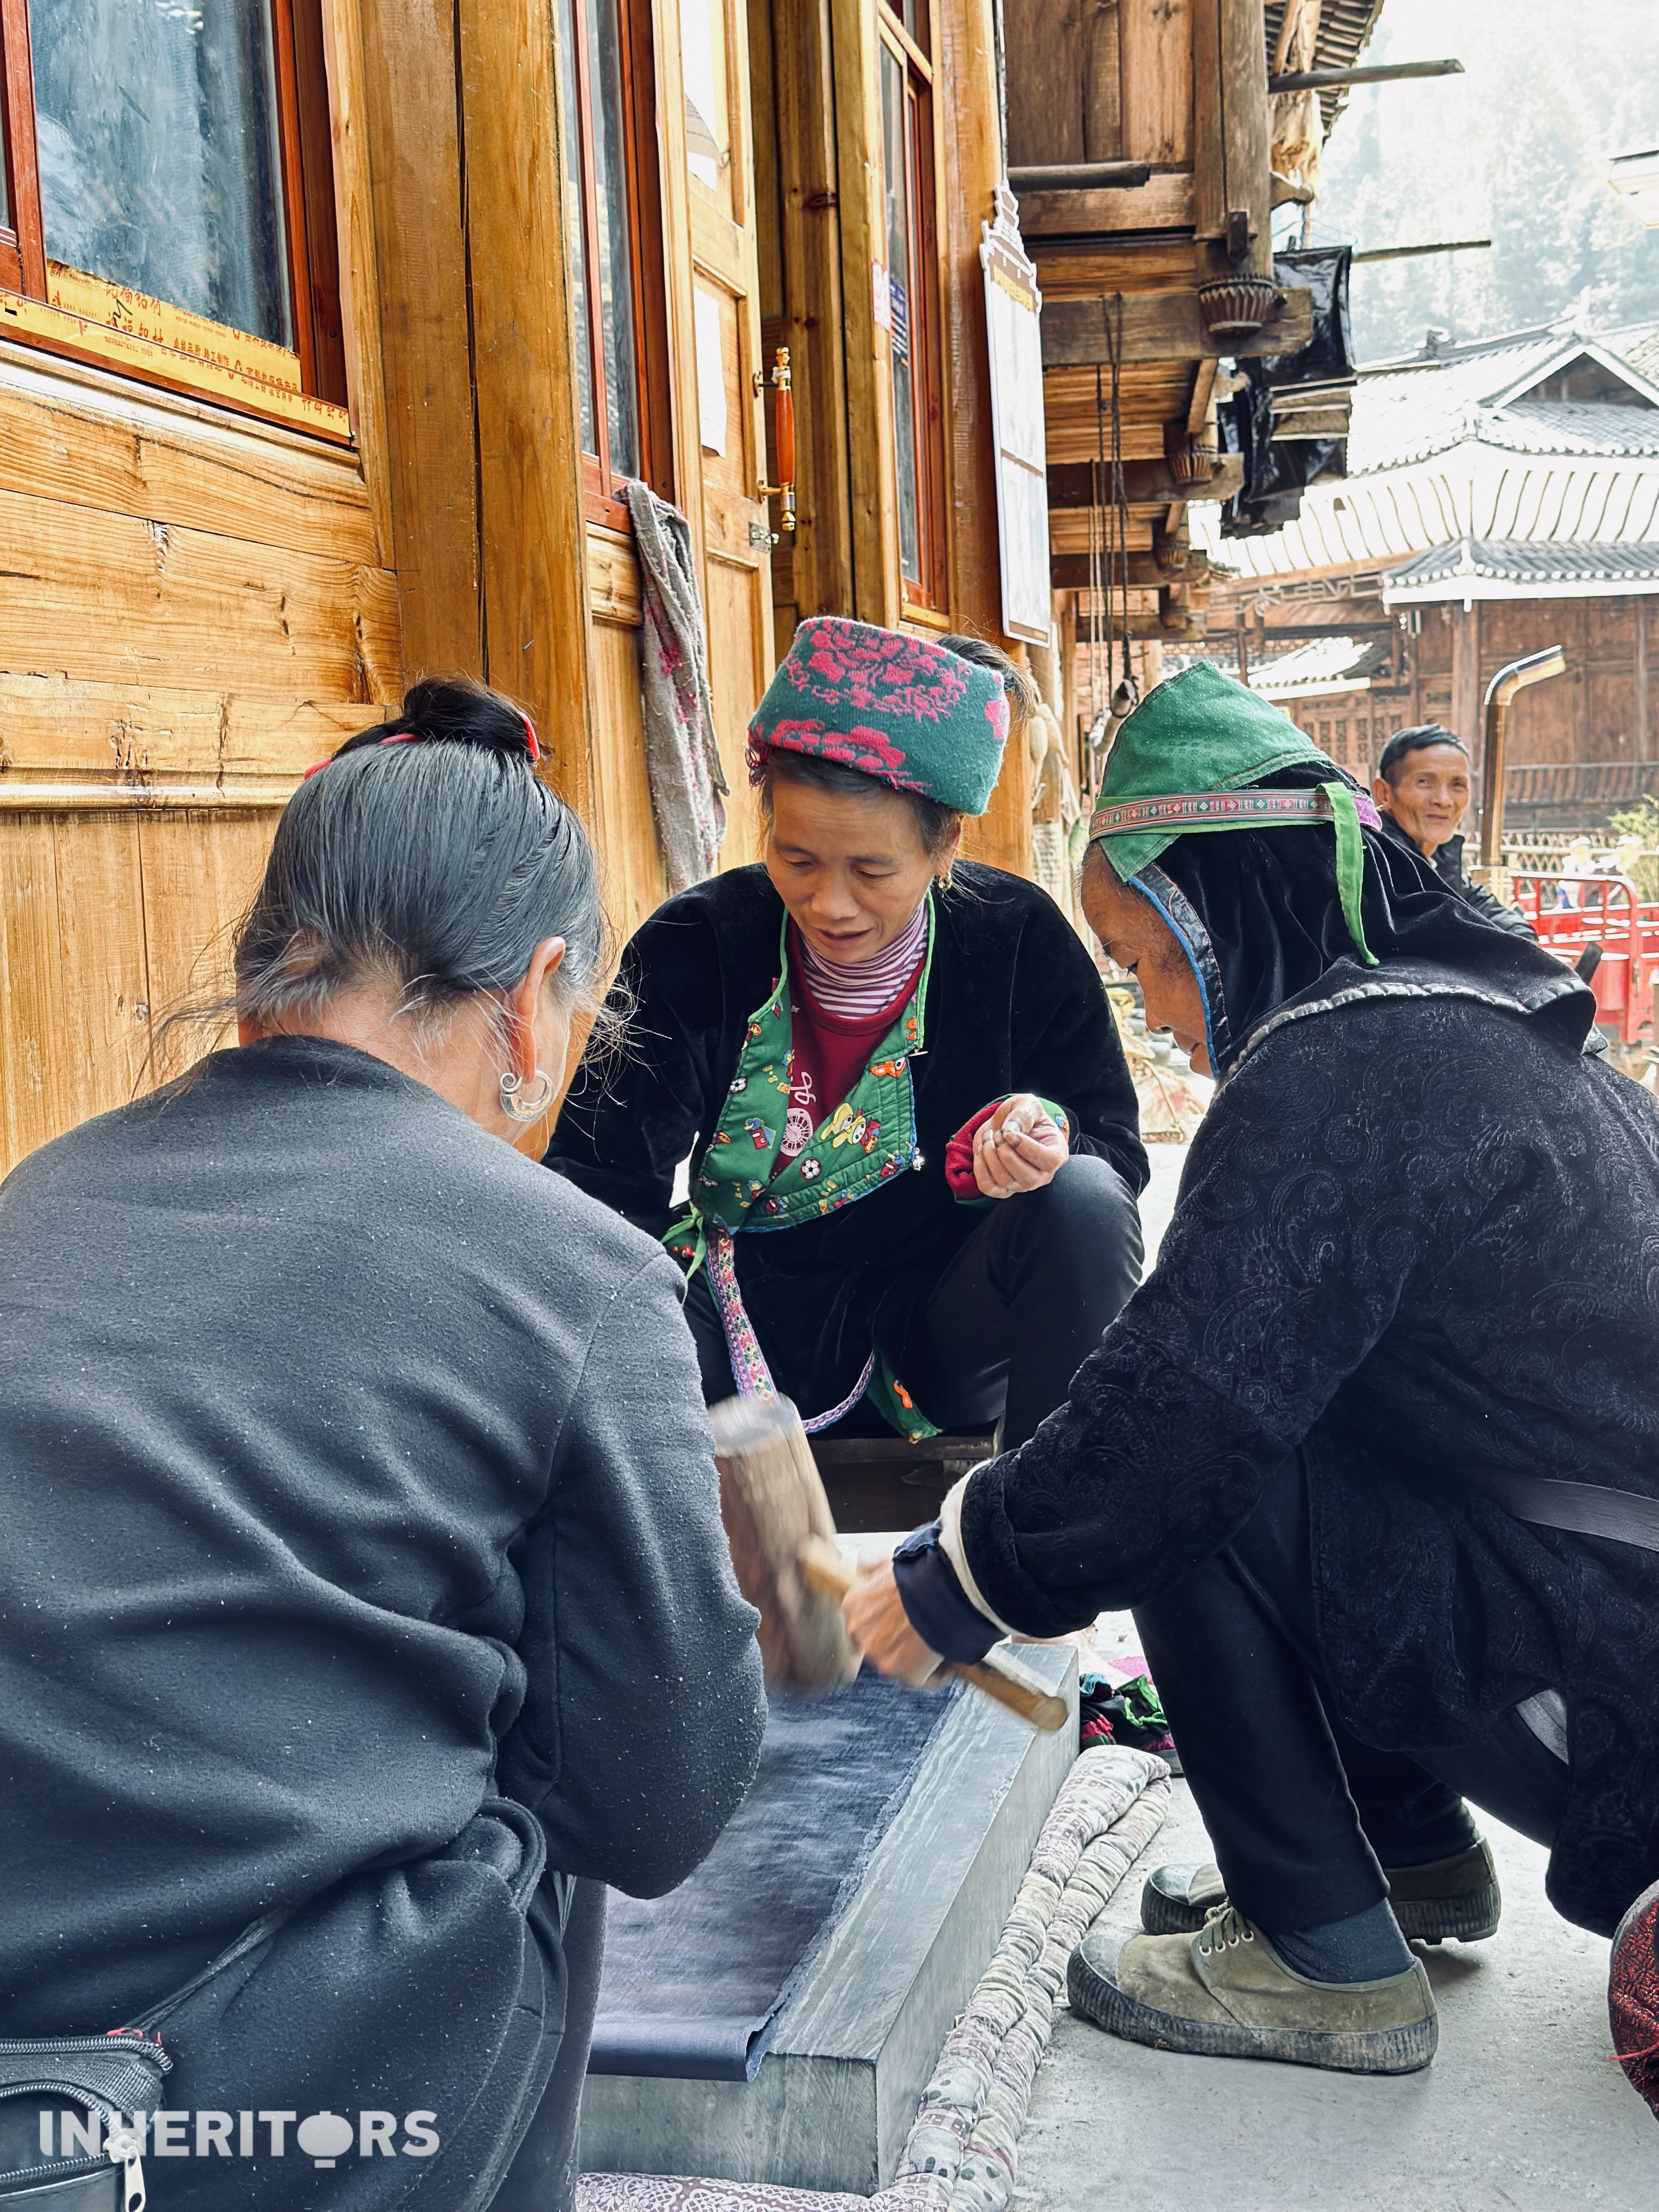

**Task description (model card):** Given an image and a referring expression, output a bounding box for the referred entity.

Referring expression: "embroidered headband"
[1088,787,1383,839]
[1090,781,1384,968]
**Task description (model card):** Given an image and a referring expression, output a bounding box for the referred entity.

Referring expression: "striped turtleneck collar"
[793,900,928,1019]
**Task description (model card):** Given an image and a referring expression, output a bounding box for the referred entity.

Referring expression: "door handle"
[755,346,797,532]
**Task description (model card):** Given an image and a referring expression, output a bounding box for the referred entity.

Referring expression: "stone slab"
[580,1643,1080,2196]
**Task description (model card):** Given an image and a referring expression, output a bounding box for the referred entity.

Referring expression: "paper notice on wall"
[980,196,1051,644]
[871,260,893,333]
[694,289,728,455]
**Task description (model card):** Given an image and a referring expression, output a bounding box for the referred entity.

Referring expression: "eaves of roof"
[1263,0,1387,132]
[1383,536,1659,603]
[1480,402,1659,460]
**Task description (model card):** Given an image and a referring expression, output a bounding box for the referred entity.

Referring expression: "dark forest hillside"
[1312,0,1659,361]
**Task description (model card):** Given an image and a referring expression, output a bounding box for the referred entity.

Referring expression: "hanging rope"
[1086,365,1108,754]
[1102,294,1139,746]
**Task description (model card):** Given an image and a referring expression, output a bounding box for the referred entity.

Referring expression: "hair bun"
[330,676,540,768]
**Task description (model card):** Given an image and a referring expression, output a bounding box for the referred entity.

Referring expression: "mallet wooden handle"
[798,1537,1069,1734]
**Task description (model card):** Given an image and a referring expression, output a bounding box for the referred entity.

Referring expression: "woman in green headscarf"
[845,663,1659,2101]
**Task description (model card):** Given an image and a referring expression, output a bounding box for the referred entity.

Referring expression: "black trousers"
[685,1155,1143,1451]
[1133,1454,1572,1935]
[487,1879,606,2212]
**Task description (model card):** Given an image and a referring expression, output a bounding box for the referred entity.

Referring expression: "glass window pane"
[881,45,920,583]
[588,0,640,479]
[30,0,294,350]
[556,0,599,455]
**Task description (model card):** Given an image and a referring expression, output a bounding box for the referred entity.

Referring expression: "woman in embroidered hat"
[549,617,1147,1457]
[843,661,1659,2102]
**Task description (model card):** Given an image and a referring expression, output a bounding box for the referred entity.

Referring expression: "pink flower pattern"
[782,622,970,725]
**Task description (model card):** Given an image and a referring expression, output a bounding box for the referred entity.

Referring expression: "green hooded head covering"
[1088,661,1380,964]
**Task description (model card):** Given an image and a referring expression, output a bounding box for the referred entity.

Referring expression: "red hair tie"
[519,712,541,763]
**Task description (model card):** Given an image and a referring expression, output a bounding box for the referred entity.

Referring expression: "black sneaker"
[1140,1839,1501,1945]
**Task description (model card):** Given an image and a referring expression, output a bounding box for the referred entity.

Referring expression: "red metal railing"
[1511,871,1658,1047]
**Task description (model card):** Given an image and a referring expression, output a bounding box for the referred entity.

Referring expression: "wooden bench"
[809,1431,997,1534]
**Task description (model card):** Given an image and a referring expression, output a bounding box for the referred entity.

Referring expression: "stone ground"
[1013,1779,1658,2212]
[1011,1139,1659,2209]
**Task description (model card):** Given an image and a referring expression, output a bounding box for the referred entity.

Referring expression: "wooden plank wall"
[0,17,402,1179]
[1255,595,1659,786]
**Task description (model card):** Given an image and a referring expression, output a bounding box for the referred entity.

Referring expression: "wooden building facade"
[0,0,1317,1175]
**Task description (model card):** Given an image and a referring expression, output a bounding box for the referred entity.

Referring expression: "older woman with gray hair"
[0,679,764,2211]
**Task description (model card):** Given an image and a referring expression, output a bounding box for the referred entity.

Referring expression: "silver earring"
[500,1068,556,1122]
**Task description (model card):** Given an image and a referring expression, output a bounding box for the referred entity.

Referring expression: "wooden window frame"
[0,0,348,441]
[877,3,947,614]
[565,0,674,532]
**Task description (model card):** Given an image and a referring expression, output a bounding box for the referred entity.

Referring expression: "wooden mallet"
[709,1393,1069,1732]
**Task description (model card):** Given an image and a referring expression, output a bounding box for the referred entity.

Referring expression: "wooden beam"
[1192,0,1271,270]
[1351,239,1491,263]
[1015,169,1194,239]
[1268,58,1463,92]
[1271,408,1351,436]
[1049,550,1224,588]
[1049,456,1244,507]
[1004,0,1086,167]
[457,0,596,815]
[940,0,1033,879]
[1008,161,1150,191]
[770,0,853,620]
[830,0,900,624]
[1187,356,1220,433]
[1055,589,1211,640]
[1119,0,1193,168]
[1221,0,1271,279]
[319,0,396,569]
[356,0,483,678]
[1041,285,1312,366]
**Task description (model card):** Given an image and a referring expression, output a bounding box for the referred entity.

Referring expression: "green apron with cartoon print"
[666,904,939,1437]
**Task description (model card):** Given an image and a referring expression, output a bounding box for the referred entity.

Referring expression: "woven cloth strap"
[1088,787,1383,838]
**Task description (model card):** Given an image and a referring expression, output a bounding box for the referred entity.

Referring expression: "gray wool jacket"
[0,1037,764,2035]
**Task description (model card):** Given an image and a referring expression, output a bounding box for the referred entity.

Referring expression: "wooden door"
[672,0,775,866]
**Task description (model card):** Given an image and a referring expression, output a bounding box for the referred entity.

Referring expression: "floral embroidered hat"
[747,615,1010,815]
[1088,660,1381,963]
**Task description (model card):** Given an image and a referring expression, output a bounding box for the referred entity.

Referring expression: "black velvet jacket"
[548,863,1147,1419]
[959,962,1659,1936]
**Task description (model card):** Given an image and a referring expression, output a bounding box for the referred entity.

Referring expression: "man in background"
[1372,724,1537,939]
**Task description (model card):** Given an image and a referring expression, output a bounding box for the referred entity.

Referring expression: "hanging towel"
[621,478,729,890]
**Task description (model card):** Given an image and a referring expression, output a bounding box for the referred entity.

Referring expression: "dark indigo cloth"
[589,1674,961,2080]
[0,1040,764,2201]
[958,977,1659,1938]
[1376,811,1537,939]
[547,864,1147,1421]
